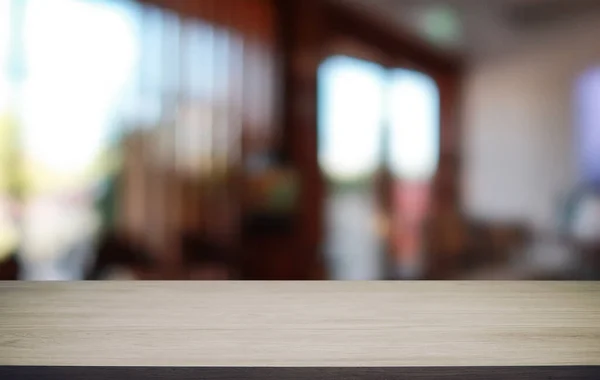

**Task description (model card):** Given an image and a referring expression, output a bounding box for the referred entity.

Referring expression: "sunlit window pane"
[8,0,141,278]
[318,56,385,181]
[21,0,139,177]
[387,69,439,180]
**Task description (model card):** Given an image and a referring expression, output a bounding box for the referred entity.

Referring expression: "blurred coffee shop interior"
[1,0,600,280]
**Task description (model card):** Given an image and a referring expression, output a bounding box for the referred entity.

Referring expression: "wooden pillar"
[276,0,326,278]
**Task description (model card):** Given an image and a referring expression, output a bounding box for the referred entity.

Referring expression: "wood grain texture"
[1,282,599,366]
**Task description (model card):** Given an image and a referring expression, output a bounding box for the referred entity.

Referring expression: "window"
[387,69,440,181]
[2,0,279,279]
[318,55,440,279]
[318,56,385,280]
[318,56,385,182]
[0,0,141,278]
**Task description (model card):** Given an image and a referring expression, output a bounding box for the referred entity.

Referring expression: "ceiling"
[335,0,600,61]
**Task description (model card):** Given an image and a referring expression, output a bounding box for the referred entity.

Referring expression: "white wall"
[462,16,600,232]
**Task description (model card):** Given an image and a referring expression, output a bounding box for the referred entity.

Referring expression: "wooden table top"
[1,282,599,366]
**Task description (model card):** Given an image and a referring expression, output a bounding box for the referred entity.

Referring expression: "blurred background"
[0,0,599,280]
